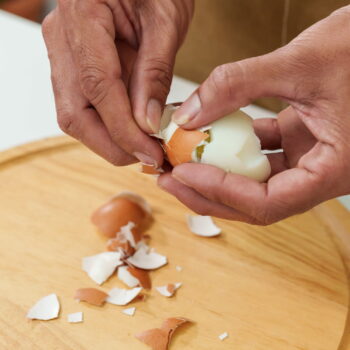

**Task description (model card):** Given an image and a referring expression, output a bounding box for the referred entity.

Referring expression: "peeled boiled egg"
[156,104,271,182]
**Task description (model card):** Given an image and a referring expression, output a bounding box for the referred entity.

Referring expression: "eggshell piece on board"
[155,283,182,297]
[135,317,190,350]
[127,245,167,270]
[74,288,108,306]
[187,215,222,237]
[106,287,142,306]
[91,192,151,238]
[82,252,122,285]
[67,312,83,323]
[26,293,60,321]
[165,128,209,166]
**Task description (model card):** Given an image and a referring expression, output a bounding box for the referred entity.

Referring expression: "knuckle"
[79,66,110,105]
[57,110,76,136]
[144,58,173,97]
[41,11,55,39]
[209,62,245,100]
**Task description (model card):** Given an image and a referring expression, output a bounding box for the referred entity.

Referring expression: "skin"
[159,6,350,225]
[42,0,194,168]
[44,2,350,225]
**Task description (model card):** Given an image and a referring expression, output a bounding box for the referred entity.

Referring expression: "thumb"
[129,33,178,134]
[172,51,294,129]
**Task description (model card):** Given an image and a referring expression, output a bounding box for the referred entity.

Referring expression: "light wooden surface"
[0,136,348,350]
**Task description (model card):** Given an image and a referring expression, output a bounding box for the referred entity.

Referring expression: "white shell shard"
[82,252,123,285]
[187,215,221,237]
[67,312,83,323]
[175,265,183,272]
[118,265,140,288]
[27,293,60,320]
[122,307,136,316]
[106,287,142,306]
[153,104,180,141]
[114,191,152,215]
[127,245,167,270]
[118,221,137,248]
[218,332,229,341]
[155,283,182,297]
[199,110,271,182]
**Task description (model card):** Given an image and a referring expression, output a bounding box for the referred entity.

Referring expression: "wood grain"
[0,136,348,350]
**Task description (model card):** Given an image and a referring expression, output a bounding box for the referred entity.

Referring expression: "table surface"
[0,9,349,210]
[0,135,348,350]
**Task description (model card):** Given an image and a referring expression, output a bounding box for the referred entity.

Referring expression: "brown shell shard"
[74,288,108,306]
[135,317,191,350]
[91,197,147,238]
[141,164,163,175]
[165,128,208,166]
[166,284,175,295]
[106,238,135,256]
[127,266,152,290]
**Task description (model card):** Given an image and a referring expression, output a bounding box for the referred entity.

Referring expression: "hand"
[42,0,193,167]
[158,6,350,224]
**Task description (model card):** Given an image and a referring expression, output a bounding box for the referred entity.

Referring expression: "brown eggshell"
[91,197,147,238]
[164,128,208,166]
[127,266,152,290]
[74,288,108,306]
[166,284,175,295]
[106,238,135,256]
[135,317,190,350]
[141,164,162,175]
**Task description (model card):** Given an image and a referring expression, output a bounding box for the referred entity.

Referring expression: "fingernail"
[146,98,162,133]
[133,152,158,168]
[172,93,201,125]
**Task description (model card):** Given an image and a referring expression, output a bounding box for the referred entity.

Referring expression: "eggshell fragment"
[165,128,209,166]
[82,252,122,285]
[175,265,183,272]
[141,164,163,175]
[27,293,60,320]
[67,312,83,323]
[74,288,108,306]
[122,307,136,316]
[91,192,151,238]
[135,317,190,350]
[127,245,167,270]
[155,283,182,297]
[106,238,135,256]
[106,287,142,306]
[218,332,229,341]
[117,265,140,288]
[118,265,152,289]
[187,215,221,237]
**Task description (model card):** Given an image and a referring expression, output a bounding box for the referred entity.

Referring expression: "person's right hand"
[42,0,193,168]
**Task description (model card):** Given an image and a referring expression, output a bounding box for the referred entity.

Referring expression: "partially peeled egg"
[156,104,271,182]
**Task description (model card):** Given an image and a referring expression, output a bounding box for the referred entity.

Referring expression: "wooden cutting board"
[0,136,349,350]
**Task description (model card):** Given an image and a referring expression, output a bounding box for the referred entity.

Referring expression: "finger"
[172,51,294,129]
[117,40,137,89]
[278,106,317,167]
[42,10,134,165]
[59,0,163,167]
[129,25,178,134]
[172,146,339,224]
[157,173,257,223]
[267,152,288,176]
[253,118,281,150]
